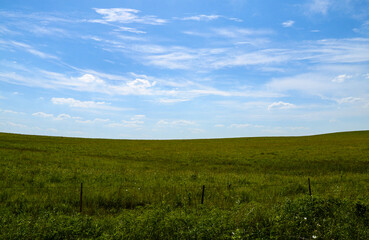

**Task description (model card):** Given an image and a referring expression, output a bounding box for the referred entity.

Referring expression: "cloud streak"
[0,40,58,60]
[268,101,296,110]
[32,112,81,121]
[282,20,295,27]
[51,97,123,111]
[91,8,166,25]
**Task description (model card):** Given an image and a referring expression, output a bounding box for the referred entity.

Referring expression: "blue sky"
[0,0,369,139]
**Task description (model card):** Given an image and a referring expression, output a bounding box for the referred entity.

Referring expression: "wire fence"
[1,177,369,214]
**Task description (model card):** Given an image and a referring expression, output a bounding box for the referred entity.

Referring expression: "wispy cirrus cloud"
[32,112,81,121]
[229,123,252,128]
[76,118,110,124]
[157,119,196,127]
[332,74,352,83]
[0,10,75,23]
[0,62,279,101]
[229,123,263,128]
[212,27,273,38]
[26,25,70,37]
[32,111,112,125]
[0,109,24,114]
[306,0,332,15]
[282,20,295,27]
[106,115,145,128]
[268,101,296,110]
[178,14,242,22]
[180,14,221,21]
[0,39,58,59]
[353,21,369,35]
[134,38,369,71]
[0,25,19,35]
[6,121,28,128]
[51,97,123,111]
[0,66,159,96]
[91,8,167,25]
[114,26,146,34]
[157,98,190,104]
[336,97,362,104]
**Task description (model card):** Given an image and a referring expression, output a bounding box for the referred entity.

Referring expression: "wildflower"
[312,235,317,239]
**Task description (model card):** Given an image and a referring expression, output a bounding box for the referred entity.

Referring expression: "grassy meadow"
[1,131,369,239]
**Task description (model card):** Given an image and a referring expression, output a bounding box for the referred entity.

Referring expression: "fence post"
[308,178,311,196]
[201,185,205,204]
[80,183,83,213]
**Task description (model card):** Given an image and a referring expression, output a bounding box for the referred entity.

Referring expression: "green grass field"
[1,131,369,239]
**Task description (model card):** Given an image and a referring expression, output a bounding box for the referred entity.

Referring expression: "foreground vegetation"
[0,131,369,239]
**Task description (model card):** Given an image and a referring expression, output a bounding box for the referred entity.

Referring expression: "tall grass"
[0,131,369,238]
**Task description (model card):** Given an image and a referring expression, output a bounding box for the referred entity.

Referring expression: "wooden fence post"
[308,178,312,196]
[80,183,83,213]
[201,185,205,204]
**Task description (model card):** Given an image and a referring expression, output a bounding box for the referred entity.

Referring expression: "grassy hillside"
[1,131,369,239]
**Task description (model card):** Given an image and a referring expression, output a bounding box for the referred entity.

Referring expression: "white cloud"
[92,8,166,25]
[0,66,163,96]
[116,34,146,42]
[32,112,54,118]
[127,78,156,88]
[189,128,205,134]
[213,27,273,38]
[282,20,295,27]
[0,64,251,99]
[7,121,27,128]
[215,124,225,127]
[115,27,146,34]
[267,63,369,100]
[267,72,336,95]
[307,0,332,14]
[229,123,263,128]
[336,97,362,104]
[107,117,145,128]
[0,10,76,23]
[32,112,81,121]
[0,109,24,114]
[27,25,69,37]
[178,14,242,22]
[136,38,369,71]
[51,97,122,111]
[2,40,58,59]
[157,98,190,103]
[55,113,77,120]
[145,51,197,70]
[332,74,352,83]
[76,118,110,124]
[268,101,296,110]
[78,73,104,84]
[131,115,146,120]
[157,119,195,127]
[106,115,145,128]
[230,123,252,128]
[353,20,369,35]
[181,15,221,21]
[211,49,291,69]
[0,25,18,35]
[143,46,288,70]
